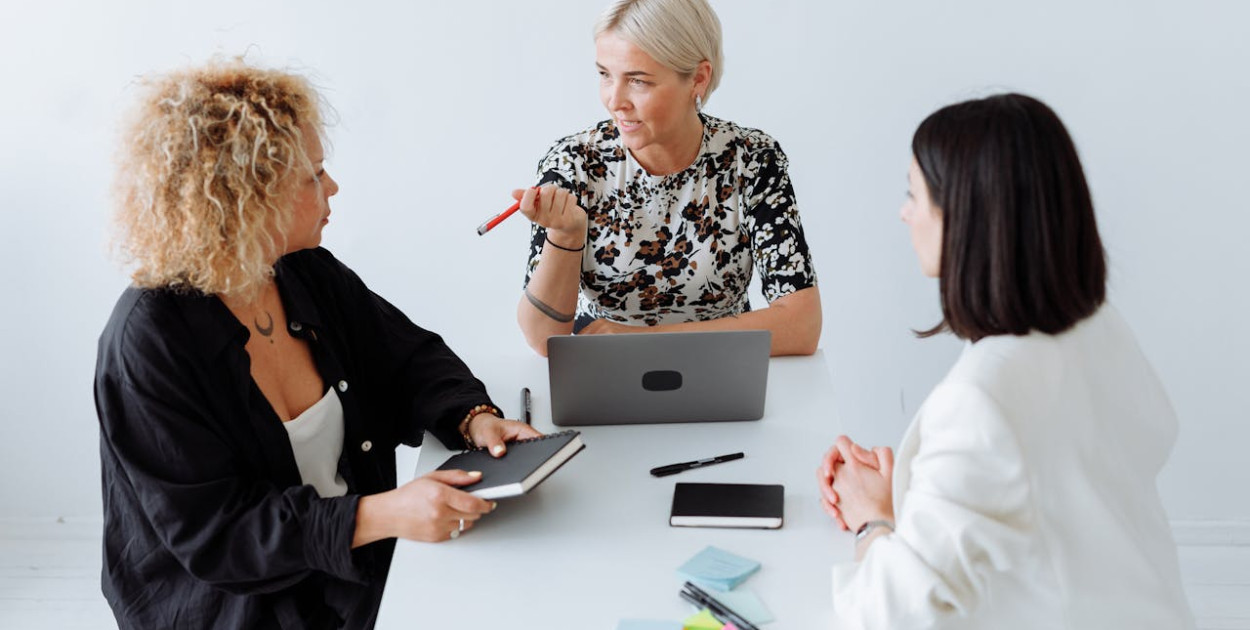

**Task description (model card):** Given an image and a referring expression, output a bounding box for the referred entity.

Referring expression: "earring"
[695,94,703,112]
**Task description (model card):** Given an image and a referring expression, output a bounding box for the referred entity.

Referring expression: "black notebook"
[669,482,784,529]
[435,430,584,500]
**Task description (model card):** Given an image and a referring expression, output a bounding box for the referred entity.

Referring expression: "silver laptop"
[547,330,771,426]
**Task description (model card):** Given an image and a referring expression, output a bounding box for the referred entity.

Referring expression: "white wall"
[1,0,1246,524]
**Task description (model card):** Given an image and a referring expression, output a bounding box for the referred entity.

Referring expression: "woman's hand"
[354,470,496,546]
[817,444,852,531]
[513,185,587,249]
[818,435,891,531]
[467,414,543,458]
[828,436,895,531]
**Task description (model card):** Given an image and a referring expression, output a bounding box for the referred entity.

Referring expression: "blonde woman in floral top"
[512,0,821,356]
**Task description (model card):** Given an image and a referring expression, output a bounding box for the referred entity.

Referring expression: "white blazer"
[831,305,1194,629]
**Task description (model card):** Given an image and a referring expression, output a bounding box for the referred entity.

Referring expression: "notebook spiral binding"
[460,429,579,453]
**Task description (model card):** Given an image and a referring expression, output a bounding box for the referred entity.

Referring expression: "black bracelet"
[545,234,585,252]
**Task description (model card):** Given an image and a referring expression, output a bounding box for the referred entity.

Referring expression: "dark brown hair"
[914,93,1106,341]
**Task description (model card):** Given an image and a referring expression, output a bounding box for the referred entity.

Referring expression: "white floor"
[2,519,1248,629]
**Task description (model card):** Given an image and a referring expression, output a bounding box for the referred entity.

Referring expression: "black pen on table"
[680,581,759,630]
[680,592,754,630]
[520,387,532,425]
[649,452,744,477]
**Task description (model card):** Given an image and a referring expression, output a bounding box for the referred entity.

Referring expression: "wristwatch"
[855,519,895,543]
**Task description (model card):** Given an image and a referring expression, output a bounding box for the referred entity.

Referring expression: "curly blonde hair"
[113,58,325,297]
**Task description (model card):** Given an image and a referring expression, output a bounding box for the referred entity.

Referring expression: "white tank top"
[282,388,349,498]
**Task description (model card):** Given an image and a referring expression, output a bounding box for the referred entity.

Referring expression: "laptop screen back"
[547,330,771,426]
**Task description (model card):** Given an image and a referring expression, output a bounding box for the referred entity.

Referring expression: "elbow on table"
[518,322,551,358]
[527,335,550,357]
[774,296,822,356]
[774,329,820,356]
[787,334,820,356]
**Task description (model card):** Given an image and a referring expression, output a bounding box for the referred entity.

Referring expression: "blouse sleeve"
[831,383,1035,628]
[523,137,583,290]
[743,144,818,302]
[95,330,366,594]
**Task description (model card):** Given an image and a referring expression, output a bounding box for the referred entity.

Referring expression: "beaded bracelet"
[545,234,585,252]
[459,404,501,449]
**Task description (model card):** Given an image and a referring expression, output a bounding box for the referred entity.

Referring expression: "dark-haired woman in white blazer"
[818,94,1194,629]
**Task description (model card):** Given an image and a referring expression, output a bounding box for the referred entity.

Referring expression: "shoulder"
[540,120,622,166]
[279,247,357,283]
[703,115,788,167]
[277,247,375,318]
[96,286,210,387]
[917,380,1013,438]
[100,286,191,348]
[915,334,1069,449]
[941,332,1064,411]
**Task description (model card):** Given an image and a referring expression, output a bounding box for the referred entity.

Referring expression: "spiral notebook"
[435,430,584,500]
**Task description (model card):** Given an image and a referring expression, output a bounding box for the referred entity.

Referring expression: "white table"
[376,350,851,629]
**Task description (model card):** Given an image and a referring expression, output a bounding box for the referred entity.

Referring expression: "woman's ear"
[692,59,713,97]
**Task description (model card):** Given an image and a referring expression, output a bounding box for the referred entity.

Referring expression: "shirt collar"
[172,253,326,359]
[274,253,324,336]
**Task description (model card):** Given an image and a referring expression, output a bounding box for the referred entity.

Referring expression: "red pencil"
[477,187,540,236]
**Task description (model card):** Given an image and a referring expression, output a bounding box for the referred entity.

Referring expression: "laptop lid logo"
[642,370,683,391]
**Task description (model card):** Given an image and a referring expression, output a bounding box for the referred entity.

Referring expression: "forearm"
[157,486,363,591]
[641,286,822,356]
[518,231,585,355]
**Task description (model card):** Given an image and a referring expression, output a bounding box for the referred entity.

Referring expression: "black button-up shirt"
[94,248,496,629]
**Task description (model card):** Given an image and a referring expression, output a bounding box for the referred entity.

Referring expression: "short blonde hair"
[112,58,324,297]
[595,0,724,101]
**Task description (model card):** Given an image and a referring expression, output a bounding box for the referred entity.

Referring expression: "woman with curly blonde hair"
[96,58,540,629]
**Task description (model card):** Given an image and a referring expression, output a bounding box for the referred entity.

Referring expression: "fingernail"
[491,445,505,455]
[491,501,498,511]
[468,471,482,477]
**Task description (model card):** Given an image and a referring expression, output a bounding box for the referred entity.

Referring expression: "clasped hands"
[817,435,896,533]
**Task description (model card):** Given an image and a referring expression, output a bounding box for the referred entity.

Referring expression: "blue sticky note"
[616,620,683,630]
[677,546,761,592]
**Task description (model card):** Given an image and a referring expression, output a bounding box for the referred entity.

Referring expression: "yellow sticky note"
[682,608,723,630]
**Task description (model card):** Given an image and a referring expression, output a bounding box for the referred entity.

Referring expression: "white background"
[0,0,1246,527]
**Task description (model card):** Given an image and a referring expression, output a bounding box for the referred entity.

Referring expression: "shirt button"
[337,380,349,393]
[361,440,373,452]
[289,322,303,332]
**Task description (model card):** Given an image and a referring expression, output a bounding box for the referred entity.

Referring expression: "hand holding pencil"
[477,185,588,251]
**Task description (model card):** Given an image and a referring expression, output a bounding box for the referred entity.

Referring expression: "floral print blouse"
[524,114,817,328]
